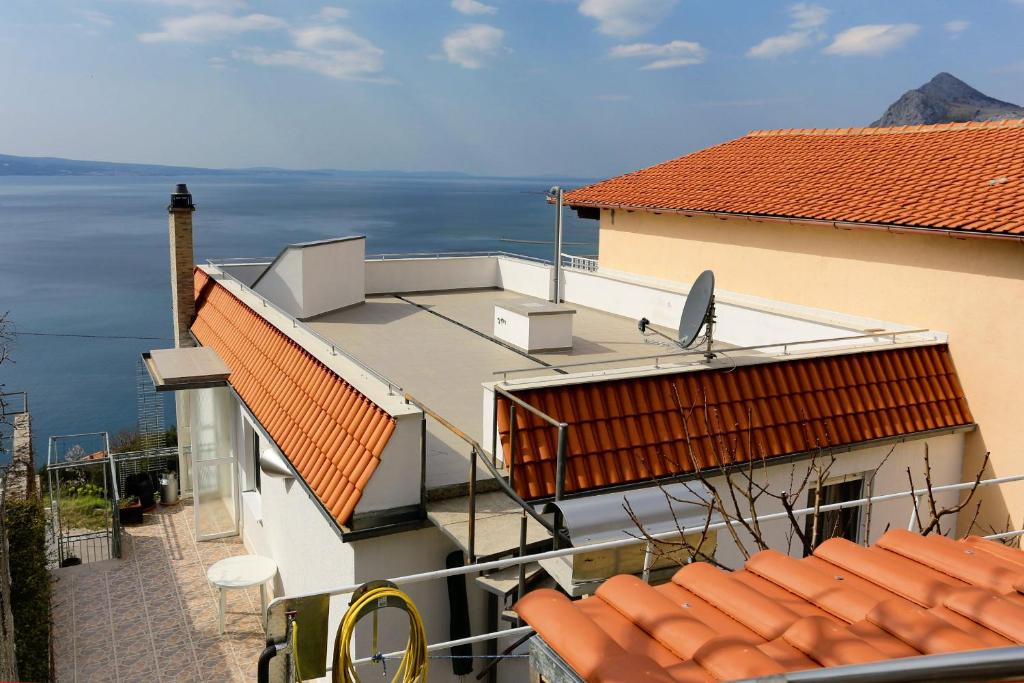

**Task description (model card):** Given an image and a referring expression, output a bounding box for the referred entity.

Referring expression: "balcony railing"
[258,472,1024,682]
[559,253,598,272]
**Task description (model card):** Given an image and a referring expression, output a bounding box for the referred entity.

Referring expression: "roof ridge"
[747,118,1024,137]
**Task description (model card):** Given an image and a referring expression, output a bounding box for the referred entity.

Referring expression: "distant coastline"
[0,152,592,183]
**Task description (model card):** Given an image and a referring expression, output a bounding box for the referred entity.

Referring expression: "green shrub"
[57,494,111,531]
[5,498,50,682]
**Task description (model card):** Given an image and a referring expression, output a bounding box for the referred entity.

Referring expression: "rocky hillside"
[871,72,1024,127]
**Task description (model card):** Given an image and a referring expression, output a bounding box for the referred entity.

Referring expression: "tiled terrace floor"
[51,502,267,683]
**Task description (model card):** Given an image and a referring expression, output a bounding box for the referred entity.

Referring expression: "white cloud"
[235,25,385,81]
[138,12,286,43]
[824,23,919,56]
[442,24,505,69]
[578,0,677,38]
[944,19,969,35]
[747,3,828,59]
[315,6,350,22]
[452,0,497,16]
[78,10,115,27]
[788,3,829,30]
[747,32,814,58]
[609,40,706,69]
[133,0,247,9]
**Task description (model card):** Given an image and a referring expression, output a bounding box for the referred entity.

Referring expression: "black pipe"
[256,643,279,683]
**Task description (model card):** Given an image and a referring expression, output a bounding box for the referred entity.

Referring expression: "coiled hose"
[331,584,428,683]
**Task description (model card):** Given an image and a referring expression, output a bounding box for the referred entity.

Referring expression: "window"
[251,429,261,493]
[240,417,262,494]
[804,475,864,553]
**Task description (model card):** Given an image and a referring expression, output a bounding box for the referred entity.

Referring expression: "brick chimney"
[168,183,196,348]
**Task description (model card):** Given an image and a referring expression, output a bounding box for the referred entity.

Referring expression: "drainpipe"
[549,186,564,303]
[168,184,196,493]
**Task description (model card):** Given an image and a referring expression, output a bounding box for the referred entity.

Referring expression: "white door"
[190,387,240,540]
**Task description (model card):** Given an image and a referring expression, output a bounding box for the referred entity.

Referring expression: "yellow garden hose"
[332,584,429,683]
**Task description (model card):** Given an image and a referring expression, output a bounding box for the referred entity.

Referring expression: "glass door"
[190,387,240,540]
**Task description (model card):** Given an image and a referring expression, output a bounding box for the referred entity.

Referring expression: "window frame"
[804,472,865,553]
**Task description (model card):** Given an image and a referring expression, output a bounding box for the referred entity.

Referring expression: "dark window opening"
[252,429,261,493]
[804,478,863,554]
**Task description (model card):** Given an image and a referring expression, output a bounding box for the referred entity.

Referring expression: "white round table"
[207,555,278,634]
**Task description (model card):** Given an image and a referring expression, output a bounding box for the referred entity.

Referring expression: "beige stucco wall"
[597,209,1024,532]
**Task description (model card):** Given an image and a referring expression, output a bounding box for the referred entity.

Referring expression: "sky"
[2,0,1023,177]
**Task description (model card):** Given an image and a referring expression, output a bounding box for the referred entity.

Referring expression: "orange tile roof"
[191,269,395,526]
[517,531,1024,682]
[565,119,1024,236]
[497,345,971,500]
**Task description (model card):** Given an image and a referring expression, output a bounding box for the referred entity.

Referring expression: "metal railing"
[404,392,559,566]
[46,432,123,565]
[559,253,598,272]
[205,262,405,396]
[733,645,1024,682]
[367,250,550,265]
[206,256,275,266]
[284,471,1024,611]
[491,386,569,505]
[260,472,1024,682]
[0,392,27,416]
[493,328,935,380]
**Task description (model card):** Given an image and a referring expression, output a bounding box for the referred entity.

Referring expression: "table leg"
[219,587,226,635]
[260,583,268,630]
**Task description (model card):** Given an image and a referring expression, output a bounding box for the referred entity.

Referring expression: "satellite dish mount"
[637,270,717,361]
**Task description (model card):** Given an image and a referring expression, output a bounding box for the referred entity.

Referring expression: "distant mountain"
[0,153,474,178]
[871,72,1024,127]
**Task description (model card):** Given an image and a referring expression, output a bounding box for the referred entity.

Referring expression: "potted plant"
[118,495,144,525]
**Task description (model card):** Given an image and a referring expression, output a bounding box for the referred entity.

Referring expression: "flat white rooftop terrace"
[208,248,945,558]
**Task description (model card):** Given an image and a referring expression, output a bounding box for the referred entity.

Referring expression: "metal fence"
[257,472,1024,683]
[46,433,121,567]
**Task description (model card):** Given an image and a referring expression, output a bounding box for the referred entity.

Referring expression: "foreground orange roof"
[497,345,972,500]
[565,119,1024,237]
[517,531,1024,682]
[192,269,395,526]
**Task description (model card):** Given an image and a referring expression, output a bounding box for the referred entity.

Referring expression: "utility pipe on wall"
[549,186,564,303]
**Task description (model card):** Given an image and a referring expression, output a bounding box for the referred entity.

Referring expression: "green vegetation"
[5,498,50,683]
[57,483,111,530]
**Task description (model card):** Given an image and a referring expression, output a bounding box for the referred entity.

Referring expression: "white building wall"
[561,268,867,349]
[496,257,551,299]
[353,411,422,516]
[253,238,366,319]
[365,257,499,294]
[300,238,366,317]
[252,248,305,317]
[707,432,965,569]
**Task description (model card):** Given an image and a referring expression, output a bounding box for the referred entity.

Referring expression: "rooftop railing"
[367,250,550,264]
[492,328,937,381]
[258,472,1024,682]
[204,261,405,397]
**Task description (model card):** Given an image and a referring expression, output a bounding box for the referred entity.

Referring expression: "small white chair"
[207,555,278,634]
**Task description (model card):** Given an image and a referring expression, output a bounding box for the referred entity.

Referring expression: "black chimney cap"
[169,183,196,212]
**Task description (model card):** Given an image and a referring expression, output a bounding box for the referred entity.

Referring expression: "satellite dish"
[636,269,717,360]
[678,270,715,348]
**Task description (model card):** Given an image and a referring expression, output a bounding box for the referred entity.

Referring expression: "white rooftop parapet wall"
[560,265,941,351]
[253,237,366,319]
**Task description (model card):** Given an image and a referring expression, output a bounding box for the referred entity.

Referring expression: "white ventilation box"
[493,299,576,352]
[252,236,365,319]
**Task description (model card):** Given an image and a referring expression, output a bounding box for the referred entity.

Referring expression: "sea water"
[0,174,596,462]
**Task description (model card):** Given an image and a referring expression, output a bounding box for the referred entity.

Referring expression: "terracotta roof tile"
[497,345,972,500]
[517,532,1024,681]
[565,119,1024,236]
[191,269,394,526]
